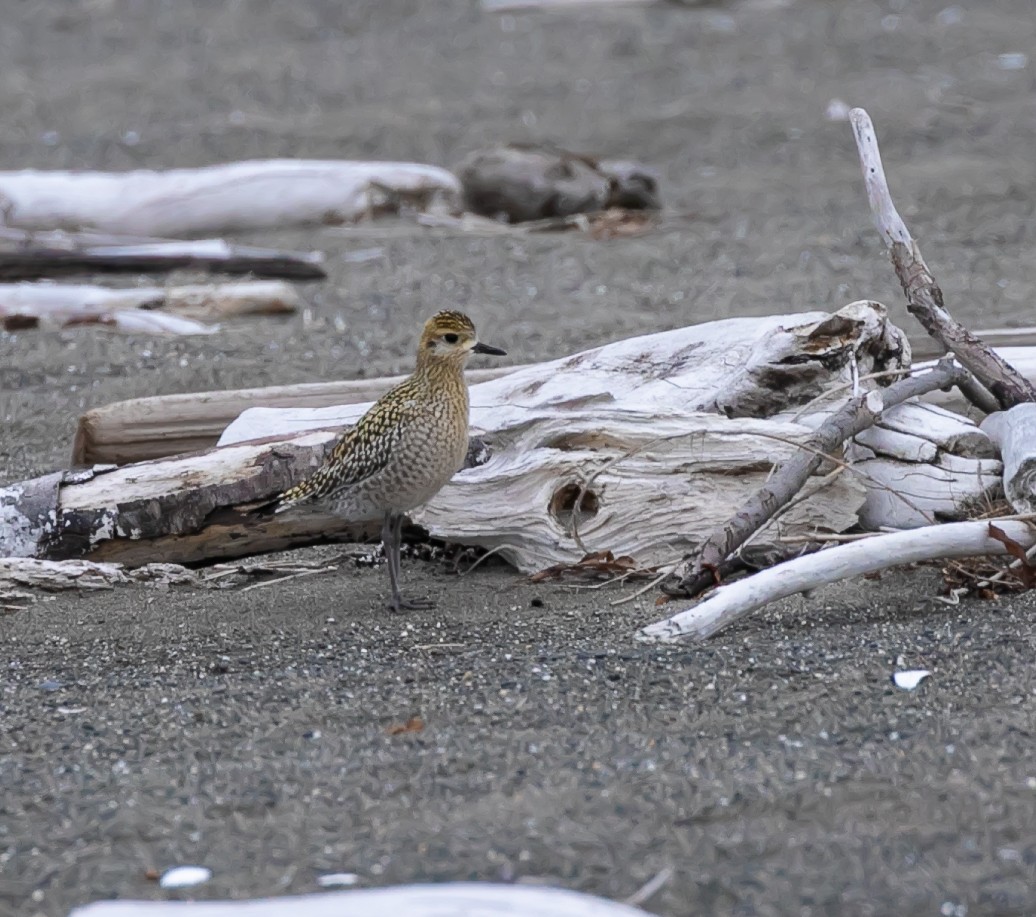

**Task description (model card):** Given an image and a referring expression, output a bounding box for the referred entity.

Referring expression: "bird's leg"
[383,511,434,612]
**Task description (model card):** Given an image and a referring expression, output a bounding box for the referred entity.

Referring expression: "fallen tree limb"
[981,404,1036,512]
[0,160,462,236]
[663,358,968,597]
[0,228,326,280]
[849,107,1036,409]
[638,518,1036,642]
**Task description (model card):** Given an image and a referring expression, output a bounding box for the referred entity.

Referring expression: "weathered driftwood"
[68,341,1036,467]
[3,308,216,335]
[845,401,1001,529]
[457,144,659,223]
[0,227,326,280]
[70,883,647,917]
[6,304,908,570]
[223,301,910,442]
[664,359,973,597]
[0,280,298,326]
[850,107,1036,409]
[0,160,462,236]
[72,367,526,466]
[981,405,1036,512]
[911,328,1036,360]
[0,280,300,335]
[0,434,380,565]
[0,558,198,607]
[638,519,1036,642]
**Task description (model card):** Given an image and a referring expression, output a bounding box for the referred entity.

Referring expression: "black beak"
[473,341,507,356]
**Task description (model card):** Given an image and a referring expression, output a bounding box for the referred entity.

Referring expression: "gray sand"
[2,1,1036,915]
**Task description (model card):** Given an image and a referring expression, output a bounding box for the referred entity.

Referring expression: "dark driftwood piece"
[849,108,1036,410]
[1,425,490,567]
[456,144,660,223]
[664,358,968,597]
[0,228,326,280]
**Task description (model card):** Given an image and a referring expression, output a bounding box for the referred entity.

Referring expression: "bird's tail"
[270,478,320,513]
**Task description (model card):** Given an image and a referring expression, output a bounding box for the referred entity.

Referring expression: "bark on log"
[69,883,647,917]
[664,359,968,597]
[638,519,1036,643]
[72,367,526,466]
[0,160,462,236]
[981,405,1036,512]
[1,433,383,565]
[0,228,326,280]
[849,107,1036,409]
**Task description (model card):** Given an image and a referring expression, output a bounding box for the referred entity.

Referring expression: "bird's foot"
[387,594,436,612]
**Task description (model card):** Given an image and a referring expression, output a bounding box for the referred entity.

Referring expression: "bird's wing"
[274,388,416,511]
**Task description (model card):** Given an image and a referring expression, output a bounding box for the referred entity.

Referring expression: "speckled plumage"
[275,310,505,610]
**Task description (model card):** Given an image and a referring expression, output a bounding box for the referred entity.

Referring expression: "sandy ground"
[2,1,1036,915]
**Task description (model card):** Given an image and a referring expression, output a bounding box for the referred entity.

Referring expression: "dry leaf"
[385,716,425,736]
[530,550,654,583]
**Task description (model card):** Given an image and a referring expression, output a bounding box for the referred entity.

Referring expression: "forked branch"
[849,108,1036,409]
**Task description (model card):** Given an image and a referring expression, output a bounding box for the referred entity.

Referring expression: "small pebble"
[159,866,212,889]
[317,872,360,887]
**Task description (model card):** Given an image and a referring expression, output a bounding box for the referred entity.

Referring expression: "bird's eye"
[443,333,459,344]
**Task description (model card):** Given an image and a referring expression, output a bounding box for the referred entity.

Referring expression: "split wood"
[664,358,967,597]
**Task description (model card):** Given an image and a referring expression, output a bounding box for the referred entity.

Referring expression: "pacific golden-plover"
[274,311,506,611]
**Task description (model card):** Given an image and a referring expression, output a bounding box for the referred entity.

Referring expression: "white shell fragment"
[892,670,932,691]
[159,866,212,889]
[317,873,360,888]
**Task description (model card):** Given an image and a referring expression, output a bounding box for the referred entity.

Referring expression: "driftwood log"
[0,280,299,335]
[0,227,326,280]
[4,303,913,570]
[981,405,1036,512]
[457,144,660,223]
[69,341,1036,468]
[0,160,462,236]
[72,367,526,466]
[662,358,995,596]
[639,107,1036,637]
[69,883,648,917]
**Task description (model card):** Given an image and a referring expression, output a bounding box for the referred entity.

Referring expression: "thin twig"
[238,566,335,592]
[623,867,674,907]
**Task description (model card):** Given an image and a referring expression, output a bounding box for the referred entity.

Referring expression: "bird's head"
[417,310,506,367]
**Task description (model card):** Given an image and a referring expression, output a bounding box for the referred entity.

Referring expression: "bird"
[272,310,506,611]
